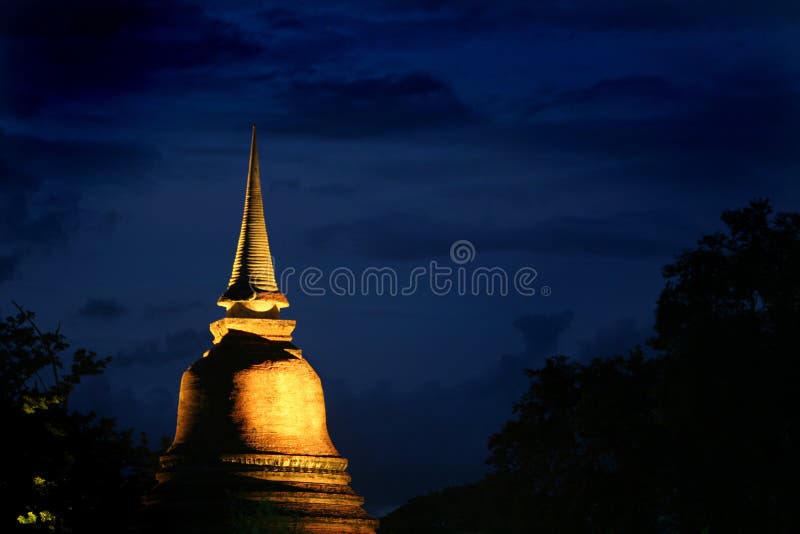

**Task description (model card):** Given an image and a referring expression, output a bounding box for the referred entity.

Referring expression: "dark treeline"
[381,200,799,533]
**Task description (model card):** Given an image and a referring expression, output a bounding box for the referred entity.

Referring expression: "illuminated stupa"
[144,126,377,533]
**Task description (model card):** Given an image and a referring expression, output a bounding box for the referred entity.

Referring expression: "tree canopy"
[382,200,800,533]
[0,307,154,532]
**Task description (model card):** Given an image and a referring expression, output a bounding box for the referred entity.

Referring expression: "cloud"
[268,72,477,137]
[1,191,115,248]
[0,131,158,188]
[0,254,20,283]
[578,316,650,361]
[0,130,155,275]
[522,69,800,165]
[141,301,205,320]
[113,328,209,368]
[513,311,574,356]
[0,187,120,289]
[0,0,262,116]
[436,67,798,198]
[0,152,99,282]
[307,213,454,261]
[308,210,694,261]
[259,7,306,30]
[393,0,800,31]
[78,298,129,321]
[527,75,689,117]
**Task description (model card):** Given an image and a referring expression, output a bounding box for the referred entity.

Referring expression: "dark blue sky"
[2,0,799,515]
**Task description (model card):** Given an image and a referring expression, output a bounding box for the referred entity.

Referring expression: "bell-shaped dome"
[168,331,338,458]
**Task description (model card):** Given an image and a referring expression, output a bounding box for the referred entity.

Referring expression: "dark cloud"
[461,68,800,195]
[0,130,158,188]
[394,0,800,31]
[528,75,689,116]
[1,191,113,248]
[525,69,800,162]
[0,254,20,283]
[548,0,800,30]
[308,210,695,261]
[307,213,456,261]
[113,328,209,367]
[260,7,306,30]
[0,130,153,265]
[578,316,650,361]
[1,0,262,116]
[0,166,89,284]
[0,191,120,292]
[528,1,701,31]
[513,311,574,356]
[324,310,573,513]
[269,72,476,137]
[141,301,205,320]
[248,5,496,78]
[78,298,129,321]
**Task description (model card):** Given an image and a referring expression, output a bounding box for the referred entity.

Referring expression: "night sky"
[2,0,799,516]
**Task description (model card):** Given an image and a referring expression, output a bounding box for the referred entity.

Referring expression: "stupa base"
[143,453,377,533]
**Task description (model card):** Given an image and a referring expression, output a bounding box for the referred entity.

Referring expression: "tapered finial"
[218,125,288,314]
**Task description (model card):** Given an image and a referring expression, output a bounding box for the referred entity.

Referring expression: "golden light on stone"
[143,126,377,533]
[232,357,339,455]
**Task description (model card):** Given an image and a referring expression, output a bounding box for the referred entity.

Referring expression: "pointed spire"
[220,125,280,304]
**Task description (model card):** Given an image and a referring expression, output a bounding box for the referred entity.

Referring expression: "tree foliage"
[649,199,799,531]
[382,200,800,533]
[487,351,666,532]
[0,308,155,532]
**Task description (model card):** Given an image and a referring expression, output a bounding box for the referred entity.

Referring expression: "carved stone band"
[160,453,349,473]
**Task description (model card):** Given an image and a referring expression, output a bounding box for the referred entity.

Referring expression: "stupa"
[144,126,377,533]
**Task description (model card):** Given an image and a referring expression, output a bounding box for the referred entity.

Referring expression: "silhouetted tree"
[0,307,155,532]
[486,351,666,532]
[651,199,799,531]
[382,200,800,533]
